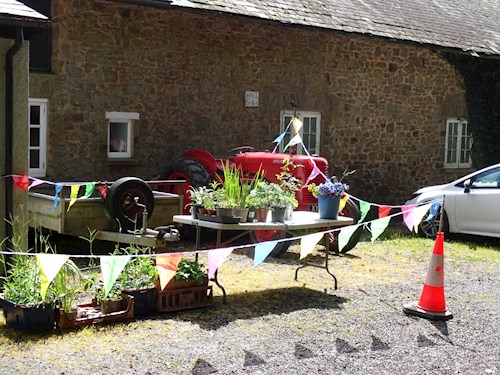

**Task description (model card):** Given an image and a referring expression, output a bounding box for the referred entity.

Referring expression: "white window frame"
[28,98,47,177]
[445,118,472,169]
[106,111,139,159]
[279,111,321,155]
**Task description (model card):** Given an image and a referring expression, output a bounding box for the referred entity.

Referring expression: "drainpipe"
[4,27,24,248]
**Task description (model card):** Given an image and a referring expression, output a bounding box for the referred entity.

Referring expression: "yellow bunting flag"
[300,232,324,259]
[156,253,183,290]
[37,253,70,300]
[67,184,81,211]
[339,194,349,213]
[100,255,131,297]
[292,117,303,133]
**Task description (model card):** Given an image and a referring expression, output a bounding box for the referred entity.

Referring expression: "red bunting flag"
[378,205,392,218]
[156,253,183,290]
[98,184,108,198]
[12,174,29,190]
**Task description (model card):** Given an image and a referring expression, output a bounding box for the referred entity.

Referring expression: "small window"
[279,111,321,155]
[445,118,472,169]
[106,112,139,159]
[29,98,47,177]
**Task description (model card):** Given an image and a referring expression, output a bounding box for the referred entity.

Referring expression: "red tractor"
[157,146,362,255]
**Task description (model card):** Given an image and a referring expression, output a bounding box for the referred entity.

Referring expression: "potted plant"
[164,258,208,290]
[52,258,83,320]
[246,181,273,222]
[187,186,213,217]
[115,245,158,315]
[267,183,295,223]
[0,220,58,332]
[94,283,124,314]
[307,177,349,219]
[276,157,302,219]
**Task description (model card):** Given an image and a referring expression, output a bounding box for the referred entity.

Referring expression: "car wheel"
[419,209,449,238]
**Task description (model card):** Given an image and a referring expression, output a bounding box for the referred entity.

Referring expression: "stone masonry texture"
[28,0,469,204]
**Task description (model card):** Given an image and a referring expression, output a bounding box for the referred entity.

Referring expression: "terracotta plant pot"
[255,208,270,222]
[100,298,123,314]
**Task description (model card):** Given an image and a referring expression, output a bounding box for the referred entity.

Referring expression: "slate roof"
[131,0,500,57]
[0,0,49,27]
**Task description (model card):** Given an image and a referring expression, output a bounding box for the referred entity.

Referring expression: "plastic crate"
[0,297,56,332]
[153,286,213,313]
[122,288,155,315]
[57,294,134,330]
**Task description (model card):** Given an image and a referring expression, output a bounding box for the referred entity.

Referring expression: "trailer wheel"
[158,157,211,214]
[249,230,291,257]
[106,177,154,231]
[327,198,362,253]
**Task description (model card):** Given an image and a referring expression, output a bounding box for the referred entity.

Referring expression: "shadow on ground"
[149,286,348,330]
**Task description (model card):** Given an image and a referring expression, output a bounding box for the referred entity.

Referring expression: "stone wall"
[29,0,469,204]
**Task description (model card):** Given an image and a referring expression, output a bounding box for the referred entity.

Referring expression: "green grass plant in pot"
[115,245,158,315]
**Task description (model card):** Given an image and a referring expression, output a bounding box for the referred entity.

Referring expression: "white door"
[28,99,47,177]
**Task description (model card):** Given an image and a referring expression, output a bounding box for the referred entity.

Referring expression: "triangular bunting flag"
[425,200,441,222]
[283,133,302,151]
[402,204,416,231]
[37,253,70,300]
[208,247,233,279]
[339,194,349,213]
[292,117,303,132]
[12,174,29,190]
[273,131,286,144]
[300,232,324,259]
[371,217,391,243]
[82,182,95,199]
[378,205,392,218]
[67,184,81,211]
[100,255,131,297]
[338,224,361,253]
[53,183,63,210]
[98,184,108,198]
[304,165,321,186]
[412,203,432,233]
[28,178,45,190]
[254,241,278,266]
[359,200,371,223]
[156,253,183,290]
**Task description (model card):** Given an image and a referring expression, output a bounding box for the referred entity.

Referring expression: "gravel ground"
[0,235,498,375]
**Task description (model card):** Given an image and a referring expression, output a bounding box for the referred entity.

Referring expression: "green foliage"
[115,246,158,290]
[52,259,83,313]
[174,258,208,285]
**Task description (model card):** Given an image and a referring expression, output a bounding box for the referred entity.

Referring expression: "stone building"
[0,0,49,274]
[24,0,499,203]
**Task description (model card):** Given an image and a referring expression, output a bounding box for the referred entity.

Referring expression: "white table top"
[173,211,353,231]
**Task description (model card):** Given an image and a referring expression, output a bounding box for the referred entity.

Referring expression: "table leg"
[294,232,337,290]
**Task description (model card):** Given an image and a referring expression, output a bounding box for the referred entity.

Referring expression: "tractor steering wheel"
[227,146,256,157]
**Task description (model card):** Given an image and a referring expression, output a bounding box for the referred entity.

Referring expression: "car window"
[471,168,500,188]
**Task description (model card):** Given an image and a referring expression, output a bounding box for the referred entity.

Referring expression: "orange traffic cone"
[403,232,453,320]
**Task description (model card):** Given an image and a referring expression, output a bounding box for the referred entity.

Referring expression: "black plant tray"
[197,214,241,224]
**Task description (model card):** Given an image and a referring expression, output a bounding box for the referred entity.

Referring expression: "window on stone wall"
[29,98,48,177]
[279,111,321,155]
[106,112,139,159]
[445,118,472,169]
[20,0,52,71]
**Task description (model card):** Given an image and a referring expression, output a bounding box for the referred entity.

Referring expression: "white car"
[406,163,500,239]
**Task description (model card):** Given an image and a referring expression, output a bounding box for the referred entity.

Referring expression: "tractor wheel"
[249,230,291,257]
[158,157,211,214]
[106,177,154,232]
[327,198,362,253]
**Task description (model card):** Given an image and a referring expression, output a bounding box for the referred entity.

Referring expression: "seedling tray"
[153,286,213,313]
[57,294,134,330]
[197,214,241,224]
